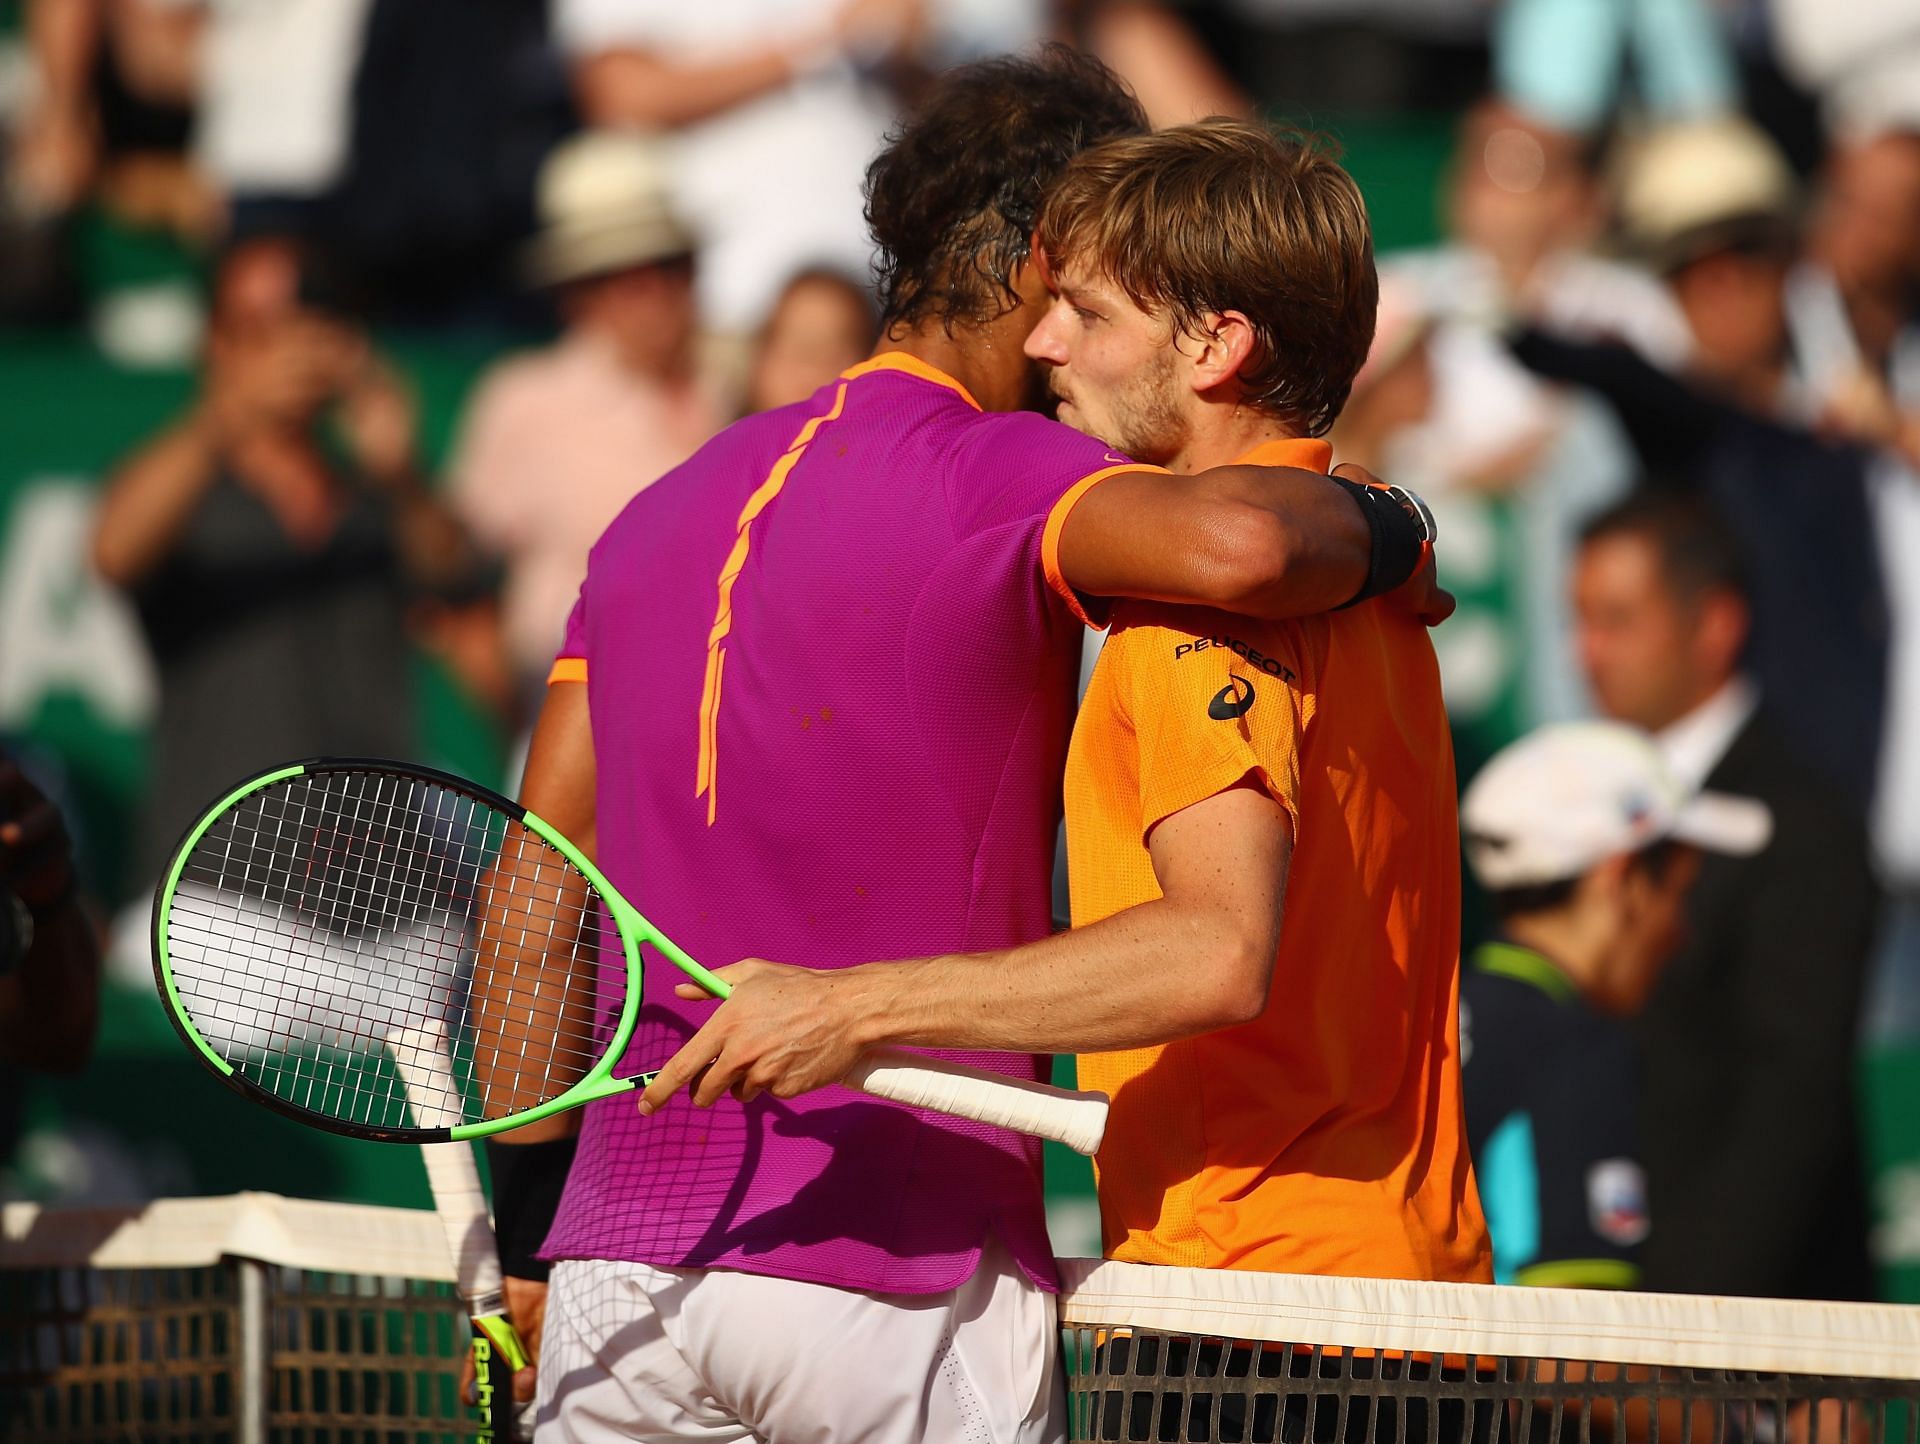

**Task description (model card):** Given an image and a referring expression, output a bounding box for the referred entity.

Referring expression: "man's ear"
[1188,310,1257,398]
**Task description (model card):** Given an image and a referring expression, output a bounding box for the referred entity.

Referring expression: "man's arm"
[571,0,920,129]
[1056,462,1434,621]
[640,778,1291,1110]
[459,679,594,1409]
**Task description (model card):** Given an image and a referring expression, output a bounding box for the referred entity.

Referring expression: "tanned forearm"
[92,407,223,587]
[844,892,1275,1054]
[1193,464,1374,616]
[575,47,805,130]
[484,681,595,1145]
[1058,464,1370,621]
[27,0,101,116]
[640,785,1292,1112]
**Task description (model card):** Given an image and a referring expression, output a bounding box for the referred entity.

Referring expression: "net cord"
[1057,1260,1920,1382]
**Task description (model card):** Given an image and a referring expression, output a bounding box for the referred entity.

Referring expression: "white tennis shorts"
[533,1236,1065,1443]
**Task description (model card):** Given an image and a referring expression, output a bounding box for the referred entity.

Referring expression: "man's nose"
[1024,307,1069,364]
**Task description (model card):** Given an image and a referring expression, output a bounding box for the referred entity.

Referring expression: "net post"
[234,1253,271,1444]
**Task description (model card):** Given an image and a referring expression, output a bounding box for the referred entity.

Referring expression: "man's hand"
[337,354,422,487]
[638,960,872,1113]
[459,1274,546,1410]
[1389,543,1455,626]
[203,318,354,442]
[1330,464,1454,626]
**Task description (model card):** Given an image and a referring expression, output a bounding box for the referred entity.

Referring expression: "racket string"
[166,766,623,1134]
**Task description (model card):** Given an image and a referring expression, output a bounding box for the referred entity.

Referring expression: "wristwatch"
[1379,483,1437,546]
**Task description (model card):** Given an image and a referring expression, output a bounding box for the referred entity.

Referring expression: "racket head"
[152,758,644,1142]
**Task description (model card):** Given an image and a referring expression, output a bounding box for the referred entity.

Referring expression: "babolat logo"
[473,1336,497,1441]
[1172,635,1296,683]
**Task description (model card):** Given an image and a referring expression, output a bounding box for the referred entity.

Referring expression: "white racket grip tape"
[843,1048,1109,1155]
[388,1028,508,1318]
[419,1139,508,1316]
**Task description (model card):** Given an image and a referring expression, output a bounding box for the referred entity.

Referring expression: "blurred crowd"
[3,0,1920,1301]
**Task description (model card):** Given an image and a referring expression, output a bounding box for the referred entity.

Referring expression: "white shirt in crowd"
[1384,246,1693,481]
[1657,673,1759,795]
[149,0,375,199]
[555,0,889,335]
[1771,0,1920,137]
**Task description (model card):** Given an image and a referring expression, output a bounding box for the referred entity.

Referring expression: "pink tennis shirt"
[540,353,1138,1293]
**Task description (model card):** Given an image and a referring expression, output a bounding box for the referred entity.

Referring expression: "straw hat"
[1615,119,1798,273]
[524,132,695,288]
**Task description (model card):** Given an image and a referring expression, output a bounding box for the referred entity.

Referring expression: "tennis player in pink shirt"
[486,48,1440,1444]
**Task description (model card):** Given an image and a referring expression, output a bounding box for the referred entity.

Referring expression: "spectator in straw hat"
[1614,117,1801,414]
[448,132,724,718]
[1507,119,1890,817]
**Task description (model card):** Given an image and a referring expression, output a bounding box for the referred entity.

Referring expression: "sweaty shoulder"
[942,410,1140,541]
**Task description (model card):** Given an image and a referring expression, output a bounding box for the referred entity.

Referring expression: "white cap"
[523,132,695,288]
[1462,721,1773,890]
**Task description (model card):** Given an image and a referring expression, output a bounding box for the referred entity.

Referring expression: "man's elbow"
[1205,506,1300,612]
[1190,936,1274,1032]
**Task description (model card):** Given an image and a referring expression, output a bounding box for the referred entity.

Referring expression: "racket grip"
[420,1139,508,1315]
[843,1048,1109,1155]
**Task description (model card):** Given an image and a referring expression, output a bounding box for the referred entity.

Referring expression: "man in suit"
[1573,491,1879,1299]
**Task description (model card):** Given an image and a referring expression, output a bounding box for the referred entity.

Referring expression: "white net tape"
[0,1191,457,1281]
[1058,1260,1920,1383]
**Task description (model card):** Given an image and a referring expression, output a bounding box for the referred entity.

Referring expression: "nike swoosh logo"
[1103,453,1131,465]
[1208,676,1257,720]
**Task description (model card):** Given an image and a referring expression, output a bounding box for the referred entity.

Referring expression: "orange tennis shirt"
[1065,438,1492,1283]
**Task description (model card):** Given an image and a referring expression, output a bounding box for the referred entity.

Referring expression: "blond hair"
[1034,119,1377,437]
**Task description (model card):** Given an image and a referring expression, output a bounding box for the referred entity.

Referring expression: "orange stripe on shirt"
[548,657,588,685]
[695,383,849,825]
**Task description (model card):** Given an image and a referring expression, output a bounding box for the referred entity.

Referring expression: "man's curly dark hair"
[864,45,1147,334]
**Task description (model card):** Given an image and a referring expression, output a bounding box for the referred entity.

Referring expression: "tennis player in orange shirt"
[644,118,1491,1285]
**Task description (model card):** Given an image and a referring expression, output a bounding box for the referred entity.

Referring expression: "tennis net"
[1057,1259,1920,1444]
[1,1192,475,1442]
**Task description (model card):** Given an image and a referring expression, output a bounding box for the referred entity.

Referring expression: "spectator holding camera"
[90,236,482,884]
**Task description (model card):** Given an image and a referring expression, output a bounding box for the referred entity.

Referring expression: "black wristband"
[1330,476,1428,609]
[485,1135,578,1282]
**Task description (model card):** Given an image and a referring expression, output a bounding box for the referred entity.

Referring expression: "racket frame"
[154,756,1109,1155]
[151,757,687,1143]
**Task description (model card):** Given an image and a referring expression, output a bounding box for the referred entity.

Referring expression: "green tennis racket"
[152,758,1108,1441]
[151,757,1108,1150]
